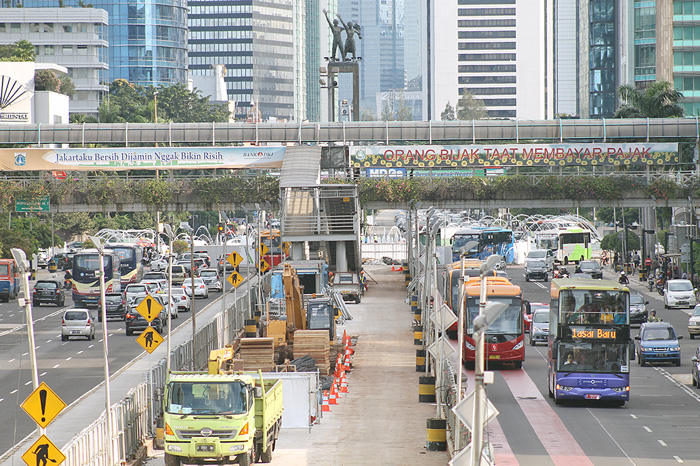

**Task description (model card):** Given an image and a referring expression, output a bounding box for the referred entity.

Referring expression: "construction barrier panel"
[426,418,447,451]
[414,325,423,345]
[418,376,436,403]
[416,349,426,372]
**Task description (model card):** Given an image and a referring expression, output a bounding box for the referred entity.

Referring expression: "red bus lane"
[501,370,594,466]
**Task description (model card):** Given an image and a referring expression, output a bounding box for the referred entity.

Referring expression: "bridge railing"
[60,283,256,466]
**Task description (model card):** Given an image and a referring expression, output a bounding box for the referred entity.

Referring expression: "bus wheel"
[463,360,475,370]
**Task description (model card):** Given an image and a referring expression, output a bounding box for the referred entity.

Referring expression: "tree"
[0,228,39,258]
[172,240,188,255]
[58,73,76,97]
[0,40,35,62]
[34,70,61,93]
[595,208,639,226]
[456,90,488,120]
[441,102,456,121]
[600,231,640,254]
[614,81,684,118]
[379,90,413,121]
[360,109,376,121]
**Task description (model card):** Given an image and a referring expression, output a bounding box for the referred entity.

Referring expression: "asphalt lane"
[466,264,700,466]
[0,269,221,456]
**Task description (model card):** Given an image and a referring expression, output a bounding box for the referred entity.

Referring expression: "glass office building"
[588,0,616,117]
[1,0,188,87]
[188,0,295,121]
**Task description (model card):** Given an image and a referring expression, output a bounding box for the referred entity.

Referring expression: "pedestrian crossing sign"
[21,434,65,466]
[136,326,164,354]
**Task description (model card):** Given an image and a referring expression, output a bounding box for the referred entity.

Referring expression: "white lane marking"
[674,456,684,463]
[21,352,27,356]
[52,364,59,368]
[655,367,700,403]
[45,340,51,343]
[108,333,113,337]
[587,408,637,466]
[65,357,72,361]
[658,440,667,447]
[630,414,638,419]
[24,381,32,386]
[88,344,94,348]
[0,398,4,402]
[77,351,83,355]
[10,389,17,394]
[0,308,66,338]
[99,339,103,342]
[643,426,652,433]
[8,359,15,363]
[34,346,39,350]
[39,371,47,376]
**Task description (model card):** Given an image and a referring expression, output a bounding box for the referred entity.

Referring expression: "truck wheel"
[164,453,181,466]
[238,449,254,466]
[260,444,273,463]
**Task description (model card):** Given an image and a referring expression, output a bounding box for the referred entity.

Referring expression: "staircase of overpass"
[279,146,361,272]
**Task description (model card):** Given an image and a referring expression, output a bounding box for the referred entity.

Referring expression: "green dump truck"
[163,371,283,465]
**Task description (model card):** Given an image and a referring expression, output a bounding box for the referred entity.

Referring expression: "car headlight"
[670,346,681,351]
[513,341,524,350]
[640,346,649,352]
[167,445,182,452]
[464,341,476,350]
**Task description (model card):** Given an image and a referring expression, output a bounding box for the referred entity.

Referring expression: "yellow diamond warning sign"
[22,435,65,466]
[258,243,269,257]
[227,270,244,288]
[21,382,66,429]
[135,295,163,323]
[258,258,270,274]
[227,251,243,269]
[136,326,164,354]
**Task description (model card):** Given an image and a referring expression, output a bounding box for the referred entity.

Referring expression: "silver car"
[61,309,96,341]
[529,309,549,346]
[198,269,222,292]
[182,278,209,299]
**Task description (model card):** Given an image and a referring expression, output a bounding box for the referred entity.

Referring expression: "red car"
[525,302,549,333]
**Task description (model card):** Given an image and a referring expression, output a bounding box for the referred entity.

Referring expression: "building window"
[11,24,21,33]
[77,45,88,55]
[63,24,73,33]
[62,46,73,55]
[44,45,55,55]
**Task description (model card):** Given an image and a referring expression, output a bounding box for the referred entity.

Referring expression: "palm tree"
[614,81,684,118]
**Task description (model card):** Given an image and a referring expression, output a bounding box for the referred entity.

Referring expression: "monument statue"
[323,9,344,61]
[337,14,362,61]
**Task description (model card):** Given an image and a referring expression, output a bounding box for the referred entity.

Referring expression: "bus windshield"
[557,341,629,373]
[560,232,590,245]
[560,289,628,325]
[453,234,480,252]
[111,247,135,262]
[74,254,107,270]
[536,235,558,250]
[466,297,522,334]
[0,264,8,275]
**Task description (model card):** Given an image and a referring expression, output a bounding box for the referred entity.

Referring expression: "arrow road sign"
[136,326,164,354]
[21,382,66,428]
[21,435,66,466]
[135,295,163,323]
[227,251,243,269]
[227,270,243,288]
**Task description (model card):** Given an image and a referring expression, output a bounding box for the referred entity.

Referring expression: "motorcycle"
[656,278,665,296]
[647,275,654,291]
[554,267,570,279]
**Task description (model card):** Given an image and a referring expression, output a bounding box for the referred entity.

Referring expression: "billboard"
[0,146,286,171]
[350,143,679,169]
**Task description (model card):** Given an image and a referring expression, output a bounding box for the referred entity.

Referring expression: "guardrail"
[60,284,256,466]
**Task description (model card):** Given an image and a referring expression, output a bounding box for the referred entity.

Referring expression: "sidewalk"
[271,264,449,465]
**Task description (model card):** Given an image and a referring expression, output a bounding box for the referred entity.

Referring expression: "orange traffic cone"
[344,353,352,370]
[322,390,331,412]
[334,377,342,399]
[329,382,338,404]
[340,373,348,393]
[342,329,349,346]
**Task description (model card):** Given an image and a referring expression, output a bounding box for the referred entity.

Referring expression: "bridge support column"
[336,241,348,272]
[291,242,305,260]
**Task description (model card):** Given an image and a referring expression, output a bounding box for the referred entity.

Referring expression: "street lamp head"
[162,223,173,237]
[473,301,509,332]
[480,254,503,276]
[89,235,104,253]
[10,248,29,273]
[255,203,261,211]
[426,206,435,219]
[179,222,193,234]
[460,241,479,256]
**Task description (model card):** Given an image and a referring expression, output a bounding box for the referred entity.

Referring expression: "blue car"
[635,322,682,367]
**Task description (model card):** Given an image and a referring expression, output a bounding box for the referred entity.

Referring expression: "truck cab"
[0,259,19,302]
[306,296,336,341]
[333,272,362,304]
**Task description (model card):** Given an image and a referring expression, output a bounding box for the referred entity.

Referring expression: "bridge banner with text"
[350,143,678,169]
[0,147,286,171]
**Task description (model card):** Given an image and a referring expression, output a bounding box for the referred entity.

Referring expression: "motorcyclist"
[648,310,661,322]
[63,270,72,290]
[618,271,629,285]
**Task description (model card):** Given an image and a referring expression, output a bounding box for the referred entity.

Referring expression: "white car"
[170,287,191,311]
[150,259,168,273]
[199,269,222,292]
[156,294,179,319]
[182,278,209,299]
[664,279,697,309]
[525,249,555,271]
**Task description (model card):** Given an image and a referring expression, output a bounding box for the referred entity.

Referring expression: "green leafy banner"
[350,143,678,169]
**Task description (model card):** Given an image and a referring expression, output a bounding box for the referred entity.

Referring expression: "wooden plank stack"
[238,338,275,372]
[294,330,330,375]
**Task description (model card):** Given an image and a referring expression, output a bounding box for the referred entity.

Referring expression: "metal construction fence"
[60,286,256,466]
[361,242,407,262]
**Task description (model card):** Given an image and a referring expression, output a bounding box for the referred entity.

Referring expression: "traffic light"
[218,224,224,232]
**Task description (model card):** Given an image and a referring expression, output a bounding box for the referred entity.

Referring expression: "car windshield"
[529,260,546,268]
[533,311,549,323]
[127,286,146,293]
[643,327,677,341]
[580,262,599,271]
[669,281,692,292]
[105,295,121,303]
[528,251,546,259]
[694,306,700,317]
[630,293,644,305]
[200,271,217,278]
[35,282,57,290]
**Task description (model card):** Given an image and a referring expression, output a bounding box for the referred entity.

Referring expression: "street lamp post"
[470,254,506,466]
[162,224,174,374]
[87,236,113,466]
[180,221,197,369]
[11,249,40,395]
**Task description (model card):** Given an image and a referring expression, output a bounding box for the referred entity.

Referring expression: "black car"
[32,280,65,307]
[629,291,649,325]
[124,306,167,336]
[98,293,126,321]
[577,260,603,279]
[524,260,548,282]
